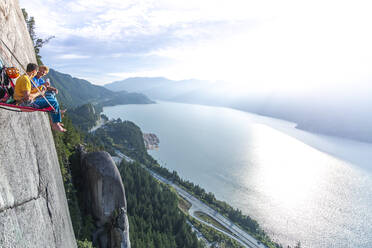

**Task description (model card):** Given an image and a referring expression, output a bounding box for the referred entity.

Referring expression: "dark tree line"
[145,163,282,247]
[22,8,54,65]
[119,160,204,248]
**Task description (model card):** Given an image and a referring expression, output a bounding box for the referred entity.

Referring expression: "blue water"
[104,101,372,248]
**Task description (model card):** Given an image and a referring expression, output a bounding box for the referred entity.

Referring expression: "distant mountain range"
[47,69,154,108]
[104,77,214,102]
[105,77,372,143]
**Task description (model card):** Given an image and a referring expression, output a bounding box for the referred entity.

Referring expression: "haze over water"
[104,101,372,248]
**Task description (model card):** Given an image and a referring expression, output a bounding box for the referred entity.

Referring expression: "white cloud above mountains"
[19,0,372,94]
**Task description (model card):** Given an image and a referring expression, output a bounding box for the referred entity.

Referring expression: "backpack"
[0,59,18,102]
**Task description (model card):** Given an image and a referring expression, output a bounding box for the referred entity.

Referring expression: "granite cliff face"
[0,0,36,68]
[0,0,77,247]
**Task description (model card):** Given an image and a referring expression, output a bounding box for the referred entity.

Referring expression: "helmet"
[6,67,20,79]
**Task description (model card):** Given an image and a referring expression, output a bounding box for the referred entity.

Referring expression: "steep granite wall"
[0,0,36,68]
[0,0,77,247]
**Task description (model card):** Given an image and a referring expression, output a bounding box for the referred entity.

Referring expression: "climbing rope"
[0,38,56,112]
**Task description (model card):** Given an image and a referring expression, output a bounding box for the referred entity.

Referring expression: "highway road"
[114,151,266,248]
[146,169,267,248]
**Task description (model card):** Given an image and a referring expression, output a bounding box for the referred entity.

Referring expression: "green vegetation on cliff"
[68,103,101,132]
[52,117,96,247]
[86,118,153,163]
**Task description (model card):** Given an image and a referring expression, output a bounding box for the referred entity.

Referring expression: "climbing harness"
[0,38,56,113]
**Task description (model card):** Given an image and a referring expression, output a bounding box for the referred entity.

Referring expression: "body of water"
[104,101,372,248]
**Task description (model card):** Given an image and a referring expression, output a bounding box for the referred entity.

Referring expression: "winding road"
[114,151,266,248]
[146,169,267,248]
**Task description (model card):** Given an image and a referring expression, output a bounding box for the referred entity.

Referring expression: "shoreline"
[104,101,372,170]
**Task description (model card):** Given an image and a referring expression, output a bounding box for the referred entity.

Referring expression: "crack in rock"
[0,195,41,213]
[45,187,58,247]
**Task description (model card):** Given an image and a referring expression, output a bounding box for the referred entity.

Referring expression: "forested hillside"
[68,103,101,132]
[47,69,154,108]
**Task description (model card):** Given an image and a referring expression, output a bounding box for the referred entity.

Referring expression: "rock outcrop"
[0,0,77,247]
[78,147,130,248]
[143,133,159,150]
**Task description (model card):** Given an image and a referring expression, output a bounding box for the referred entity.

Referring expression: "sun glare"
[247,124,330,210]
[148,0,372,93]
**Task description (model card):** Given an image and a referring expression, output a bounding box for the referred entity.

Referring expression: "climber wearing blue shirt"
[32,66,58,94]
[32,65,66,132]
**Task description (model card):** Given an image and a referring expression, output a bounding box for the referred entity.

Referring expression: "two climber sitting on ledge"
[13,63,66,132]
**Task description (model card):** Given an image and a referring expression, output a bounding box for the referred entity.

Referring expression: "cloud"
[57,54,91,59]
[20,0,254,41]
[19,0,372,92]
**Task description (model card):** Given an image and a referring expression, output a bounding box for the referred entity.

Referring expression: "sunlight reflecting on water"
[232,123,372,247]
[249,124,329,209]
[104,101,372,248]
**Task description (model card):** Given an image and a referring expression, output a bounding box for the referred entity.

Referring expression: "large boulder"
[79,147,130,248]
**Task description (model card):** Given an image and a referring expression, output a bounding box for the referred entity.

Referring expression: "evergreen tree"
[22,8,54,65]
[119,160,203,248]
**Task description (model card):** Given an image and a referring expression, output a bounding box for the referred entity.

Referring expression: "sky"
[19,0,372,93]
